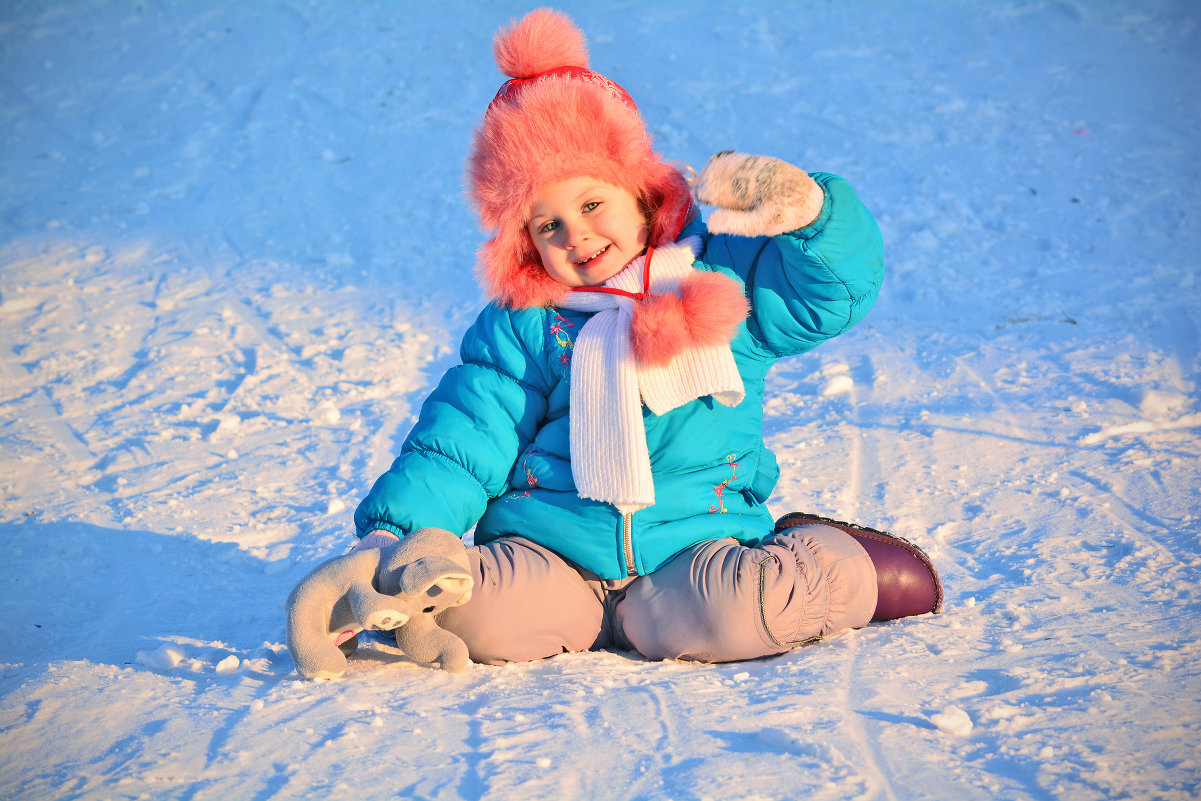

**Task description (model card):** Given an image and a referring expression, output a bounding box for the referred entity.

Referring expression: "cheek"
[530,236,552,267]
[530,240,579,285]
[627,203,651,247]
[629,220,648,252]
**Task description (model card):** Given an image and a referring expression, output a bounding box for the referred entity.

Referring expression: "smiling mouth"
[574,245,609,266]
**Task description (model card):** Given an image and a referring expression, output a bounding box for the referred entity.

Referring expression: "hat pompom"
[493,8,589,78]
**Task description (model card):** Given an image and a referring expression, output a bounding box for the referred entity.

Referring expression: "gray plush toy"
[285,527,474,678]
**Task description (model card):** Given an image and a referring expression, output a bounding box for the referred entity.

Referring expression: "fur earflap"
[630,272,750,366]
[493,8,589,78]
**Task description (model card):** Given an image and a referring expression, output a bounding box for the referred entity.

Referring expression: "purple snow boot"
[774,513,944,621]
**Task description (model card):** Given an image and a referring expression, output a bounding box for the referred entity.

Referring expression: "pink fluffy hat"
[467,8,694,310]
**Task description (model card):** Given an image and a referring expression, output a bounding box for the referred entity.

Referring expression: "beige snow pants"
[435,523,877,665]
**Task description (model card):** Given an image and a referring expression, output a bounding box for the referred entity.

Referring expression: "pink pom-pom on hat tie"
[629,269,751,367]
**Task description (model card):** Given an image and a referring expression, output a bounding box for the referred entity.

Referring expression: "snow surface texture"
[1,1,1199,799]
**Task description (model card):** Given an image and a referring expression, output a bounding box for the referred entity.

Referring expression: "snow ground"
[1,1,1199,799]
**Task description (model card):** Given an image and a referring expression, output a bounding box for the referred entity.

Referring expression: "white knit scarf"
[555,237,745,514]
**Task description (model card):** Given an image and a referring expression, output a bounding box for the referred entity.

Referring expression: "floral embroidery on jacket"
[513,448,540,498]
[709,454,739,513]
[549,309,575,366]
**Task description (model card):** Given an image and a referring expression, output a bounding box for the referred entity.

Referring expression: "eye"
[582,201,601,213]
[536,219,559,235]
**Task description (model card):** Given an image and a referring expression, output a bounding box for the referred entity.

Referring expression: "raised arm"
[696,153,884,358]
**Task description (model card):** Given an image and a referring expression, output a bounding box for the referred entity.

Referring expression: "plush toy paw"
[395,615,472,673]
[694,151,824,237]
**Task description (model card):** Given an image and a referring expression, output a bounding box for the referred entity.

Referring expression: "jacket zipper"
[622,512,637,576]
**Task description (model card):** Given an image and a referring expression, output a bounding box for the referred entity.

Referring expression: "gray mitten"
[694,152,824,237]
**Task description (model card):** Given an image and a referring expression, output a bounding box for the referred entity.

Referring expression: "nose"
[561,218,591,249]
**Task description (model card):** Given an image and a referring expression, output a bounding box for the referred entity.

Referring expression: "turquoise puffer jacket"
[355,173,883,580]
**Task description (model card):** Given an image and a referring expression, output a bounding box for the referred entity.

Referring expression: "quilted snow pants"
[435,523,878,665]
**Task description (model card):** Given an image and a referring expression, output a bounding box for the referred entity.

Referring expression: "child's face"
[526,176,649,287]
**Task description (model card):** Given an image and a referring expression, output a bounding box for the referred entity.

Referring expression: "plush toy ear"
[437,576,473,607]
[398,557,474,600]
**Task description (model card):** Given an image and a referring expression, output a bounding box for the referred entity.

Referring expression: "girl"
[347,9,941,666]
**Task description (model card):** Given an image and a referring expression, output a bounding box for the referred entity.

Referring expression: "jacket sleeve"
[353,305,552,538]
[703,172,884,358]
